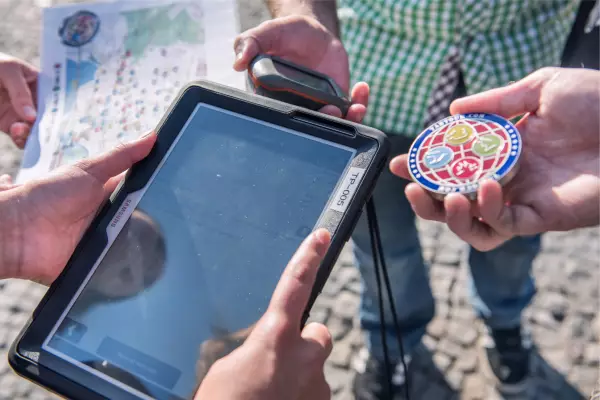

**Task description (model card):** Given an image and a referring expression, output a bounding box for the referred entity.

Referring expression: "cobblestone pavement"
[0,1,599,399]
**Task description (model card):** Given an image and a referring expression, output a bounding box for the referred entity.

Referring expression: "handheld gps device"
[10,80,389,400]
[248,54,351,116]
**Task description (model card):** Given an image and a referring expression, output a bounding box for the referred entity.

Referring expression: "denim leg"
[468,235,541,329]
[352,136,435,362]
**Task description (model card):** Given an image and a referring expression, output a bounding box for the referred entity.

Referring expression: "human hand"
[0,133,157,284]
[195,229,333,400]
[390,67,600,251]
[233,15,369,122]
[0,53,39,148]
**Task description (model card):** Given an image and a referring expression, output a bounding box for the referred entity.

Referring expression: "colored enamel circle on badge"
[407,113,521,199]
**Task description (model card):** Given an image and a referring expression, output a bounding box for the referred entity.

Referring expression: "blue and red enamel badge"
[408,113,522,200]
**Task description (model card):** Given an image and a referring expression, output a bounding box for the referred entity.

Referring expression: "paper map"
[18,0,244,183]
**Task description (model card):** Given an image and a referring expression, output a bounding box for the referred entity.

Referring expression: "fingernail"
[444,193,460,217]
[23,106,37,120]
[314,229,331,247]
[0,174,12,185]
[234,38,246,61]
[125,131,152,145]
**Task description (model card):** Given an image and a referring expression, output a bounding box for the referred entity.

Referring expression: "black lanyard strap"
[366,197,411,399]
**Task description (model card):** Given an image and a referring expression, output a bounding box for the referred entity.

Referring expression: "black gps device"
[248,54,351,116]
[10,81,389,400]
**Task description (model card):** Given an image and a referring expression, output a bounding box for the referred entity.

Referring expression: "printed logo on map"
[59,10,100,47]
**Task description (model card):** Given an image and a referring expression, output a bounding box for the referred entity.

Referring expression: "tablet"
[10,81,389,400]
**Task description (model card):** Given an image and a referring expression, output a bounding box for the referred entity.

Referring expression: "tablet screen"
[43,104,355,399]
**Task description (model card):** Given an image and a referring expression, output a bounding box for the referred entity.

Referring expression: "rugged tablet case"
[9,80,390,400]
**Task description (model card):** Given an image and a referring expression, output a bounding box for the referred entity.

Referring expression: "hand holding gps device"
[10,80,389,400]
[248,54,351,116]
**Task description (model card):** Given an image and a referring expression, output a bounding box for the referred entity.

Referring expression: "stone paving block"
[337,244,355,266]
[346,279,362,295]
[8,313,30,329]
[345,327,365,349]
[438,337,465,360]
[532,309,562,330]
[460,373,486,400]
[431,274,454,301]
[336,264,359,287]
[569,368,600,393]
[2,280,33,297]
[537,291,569,323]
[422,334,438,353]
[430,264,458,281]
[329,339,353,368]
[324,363,349,394]
[450,306,476,323]
[423,247,435,264]
[435,246,463,266]
[435,301,451,319]
[333,290,360,321]
[540,348,571,376]
[564,258,593,281]
[328,315,352,341]
[321,275,346,298]
[585,343,600,366]
[427,316,448,339]
[574,297,599,319]
[433,352,453,372]
[568,341,587,365]
[566,315,592,340]
[446,366,464,390]
[454,348,478,374]
[447,320,478,347]
[436,229,465,249]
[532,324,563,349]
[308,305,330,325]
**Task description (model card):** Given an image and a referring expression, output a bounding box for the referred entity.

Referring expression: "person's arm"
[0,191,22,281]
[266,0,340,37]
[0,133,157,285]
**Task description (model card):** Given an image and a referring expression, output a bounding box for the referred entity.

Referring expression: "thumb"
[233,34,262,72]
[449,68,558,119]
[1,65,37,122]
[233,16,315,72]
[74,132,156,184]
[0,174,14,192]
[301,322,332,361]
[389,154,411,180]
[0,174,12,186]
[266,229,331,325]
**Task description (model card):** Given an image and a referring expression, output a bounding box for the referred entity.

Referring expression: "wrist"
[0,190,24,280]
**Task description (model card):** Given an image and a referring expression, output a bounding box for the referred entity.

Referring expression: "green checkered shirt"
[337,0,579,136]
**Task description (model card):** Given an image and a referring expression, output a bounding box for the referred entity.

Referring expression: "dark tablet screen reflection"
[45,104,354,399]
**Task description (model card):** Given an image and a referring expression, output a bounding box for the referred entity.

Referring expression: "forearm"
[266,0,340,37]
[0,192,22,280]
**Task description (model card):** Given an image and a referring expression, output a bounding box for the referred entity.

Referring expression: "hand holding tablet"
[0,132,157,285]
[10,80,389,399]
[195,230,333,400]
[0,135,334,399]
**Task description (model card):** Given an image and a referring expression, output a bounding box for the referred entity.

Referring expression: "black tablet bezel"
[9,80,389,400]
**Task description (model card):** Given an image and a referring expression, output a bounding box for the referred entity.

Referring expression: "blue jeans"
[351,135,541,362]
